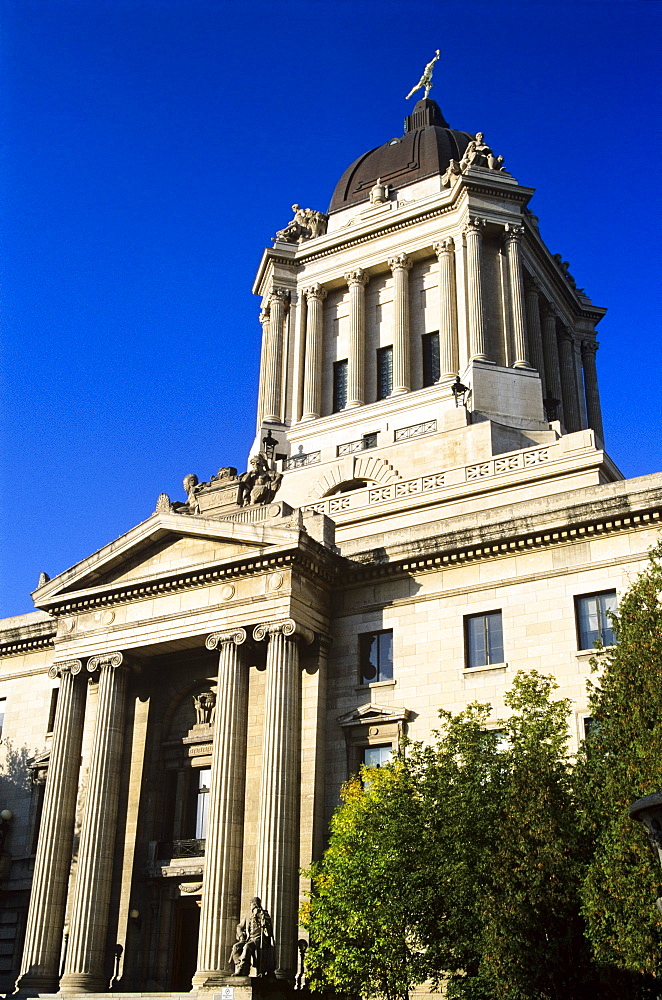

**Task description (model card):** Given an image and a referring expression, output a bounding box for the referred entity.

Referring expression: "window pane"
[195,768,211,840]
[363,745,392,769]
[467,616,487,667]
[0,698,6,740]
[577,591,617,649]
[422,332,440,386]
[486,612,504,664]
[333,359,348,412]
[378,632,393,681]
[377,346,393,400]
[360,634,379,682]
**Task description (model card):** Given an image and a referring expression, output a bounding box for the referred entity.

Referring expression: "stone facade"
[0,94,660,998]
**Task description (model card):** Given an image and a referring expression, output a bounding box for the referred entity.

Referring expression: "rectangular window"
[363,744,392,769]
[422,331,441,386]
[465,612,504,668]
[0,698,6,740]
[576,590,617,649]
[195,768,211,840]
[359,630,393,684]
[46,689,59,734]
[333,359,348,412]
[376,346,393,400]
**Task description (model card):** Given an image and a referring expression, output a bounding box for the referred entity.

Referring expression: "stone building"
[1,88,661,998]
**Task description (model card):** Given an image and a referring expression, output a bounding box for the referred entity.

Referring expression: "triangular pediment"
[338,703,411,727]
[32,512,301,607]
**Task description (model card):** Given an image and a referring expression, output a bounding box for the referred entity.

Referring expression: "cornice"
[342,505,662,584]
[0,630,56,658]
[35,537,340,617]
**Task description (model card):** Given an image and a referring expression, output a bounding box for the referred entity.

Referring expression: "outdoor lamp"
[629,791,662,914]
[451,377,470,408]
[262,430,278,460]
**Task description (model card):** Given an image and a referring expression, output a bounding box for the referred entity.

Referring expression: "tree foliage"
[576,541,662,987]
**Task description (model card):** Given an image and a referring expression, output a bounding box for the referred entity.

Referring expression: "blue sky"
[1,0,661,617]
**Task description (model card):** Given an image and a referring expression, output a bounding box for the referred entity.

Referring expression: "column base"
[344,400,363,409]
[390,386,410,396]
[14,971,60,993]
[299,412,319,422]
[58,973,108,993]
[513,361,534,370]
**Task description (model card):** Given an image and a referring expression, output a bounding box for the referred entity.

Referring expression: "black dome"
[328,99,473,215]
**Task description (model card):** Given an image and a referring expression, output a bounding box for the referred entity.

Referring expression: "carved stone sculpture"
[211,466,238,482]
[405,49,440,100]
[154,493,175,513]
[460,132,504,172]
[233,897,275,977]
[237,453,282,508]
[274,204,328,244]
[229,924,248,975]
[193,691,216,726]
[37,572,50,587]
[183,473,201,514]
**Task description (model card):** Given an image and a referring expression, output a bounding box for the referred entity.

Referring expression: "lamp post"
[262,430,278,463]
[451,377,471,409]
[629,791,662,915]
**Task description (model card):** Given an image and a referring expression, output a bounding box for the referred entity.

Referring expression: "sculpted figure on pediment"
[274,204,328,244]
[237,452,282,507]
[460,132,504,172]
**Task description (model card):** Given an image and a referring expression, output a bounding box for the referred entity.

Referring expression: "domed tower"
[250,91,615,532]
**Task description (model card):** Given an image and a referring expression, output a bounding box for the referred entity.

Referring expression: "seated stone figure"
[237,454,282,508]
[232,897,275,977]
[460,132,504,172]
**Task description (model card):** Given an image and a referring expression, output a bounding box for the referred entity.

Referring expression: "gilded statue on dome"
[405,49,440,101]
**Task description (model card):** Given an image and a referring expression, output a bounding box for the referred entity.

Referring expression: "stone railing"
[394,419,437,442]
[337,433,378,456]
[283,451,321,471]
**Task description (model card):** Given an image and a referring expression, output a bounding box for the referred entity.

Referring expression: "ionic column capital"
[344,269,368,287]
[558,327,574,344]
[48,659,82,680]
[253,619,315,645]
[503,223,525,244]
[464,217,486,237]
[268,288,290,308]
[303,283,327,302]
[259,308,270,326]
[542,302,561,321]
[87,651,124,673]
[206,628,247,650]
[526,275,542,297]
[433,237,455,257]
[581,339,599,357]
[388,254,412,272]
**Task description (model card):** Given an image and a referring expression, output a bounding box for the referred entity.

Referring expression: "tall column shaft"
[261,289,289,423]
[193,629,249,988]
[558,328,582,432]
[253,619,313,979]
[60,653,128,993]
[582,340,604,442]
[256,309,271,429]
[17,661,86,992]
[389,255,412,394]
[301,285,327,420]
[504,226,530,368]
[541,306,563,421]
[464,218,488,361]
[524,281,546,395]
[344,270,367,407]
[434,238,458,380]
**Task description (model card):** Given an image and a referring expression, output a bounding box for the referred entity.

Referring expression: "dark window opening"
[333,359,348,412]
[46,689,59,734]
[422,331,441,386]
[576,591,617,649]
[359,630,393,684]
[465,612,504,668]
[376,346,393,400]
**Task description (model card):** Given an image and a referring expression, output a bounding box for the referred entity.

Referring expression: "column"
[193,629,248,988]
[433,238,458,381]
[388,254,412,394]
[581,340,604,442]
[541,305,563,422]
[16,661,86,993]
[464,218,489,361]
[60,652,128,993]
[503,225,531,368]
[344,270,368,407]
[261,289,289,424]
[256,307,271,429]
[558,328,582,432]
[524,279,546,395]
[253,619,314,979]
[301,285,327,420]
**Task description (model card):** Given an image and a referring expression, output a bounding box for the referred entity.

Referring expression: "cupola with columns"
[252,95,612,525]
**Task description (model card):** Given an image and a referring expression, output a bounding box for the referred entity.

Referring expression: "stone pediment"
[32,512,302,606]
[338,703,410,727]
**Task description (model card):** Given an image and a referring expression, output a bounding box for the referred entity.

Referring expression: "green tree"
[302,762,430,1000]
[576,541,662,991]
[475,671,595,1000]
